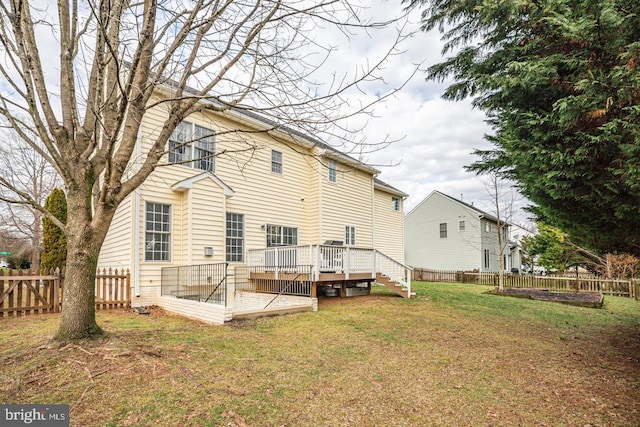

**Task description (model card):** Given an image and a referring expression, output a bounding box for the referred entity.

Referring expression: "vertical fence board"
[0,268,130,317]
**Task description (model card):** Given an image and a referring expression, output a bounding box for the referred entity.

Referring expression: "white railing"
[247,245,412,297]
[375,250,412,295]
[248,245,376,280]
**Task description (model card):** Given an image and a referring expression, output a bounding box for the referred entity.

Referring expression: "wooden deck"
[248,271,375,298]
[246,245,413,298]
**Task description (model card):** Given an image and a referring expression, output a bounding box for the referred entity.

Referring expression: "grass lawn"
[1,282,639,426]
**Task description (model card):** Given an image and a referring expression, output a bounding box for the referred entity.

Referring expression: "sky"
[324,1,532,225]
[0,0,532,226]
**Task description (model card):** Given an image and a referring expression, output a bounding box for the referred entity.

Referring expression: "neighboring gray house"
[405,190,518,272]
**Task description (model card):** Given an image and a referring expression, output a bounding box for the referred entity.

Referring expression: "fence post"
[53,268,61,313]
[126,269,131,308]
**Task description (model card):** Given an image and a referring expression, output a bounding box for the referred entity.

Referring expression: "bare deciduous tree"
[0,127,60,269]
[0,0,415,340]
[481,173,517,292]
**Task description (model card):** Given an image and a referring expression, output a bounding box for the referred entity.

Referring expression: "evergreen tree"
[411,0,640,255]
[41,188,67,270]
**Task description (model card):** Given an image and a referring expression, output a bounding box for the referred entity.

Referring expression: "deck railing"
[161,263,228,305]
[247,245,412,296]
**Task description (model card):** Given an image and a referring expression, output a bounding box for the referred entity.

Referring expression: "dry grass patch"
[1,283,639,426]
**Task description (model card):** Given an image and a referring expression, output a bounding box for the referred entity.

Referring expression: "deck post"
[373,250,378,279]
[314,245,320,281]
[345,247,350,280]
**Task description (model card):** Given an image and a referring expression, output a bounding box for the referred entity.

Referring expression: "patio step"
[375,273,413,298]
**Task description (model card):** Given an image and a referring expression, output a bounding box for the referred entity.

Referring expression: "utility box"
[345,287,369,297]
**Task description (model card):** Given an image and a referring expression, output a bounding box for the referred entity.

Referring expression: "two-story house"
[97,91,411,324]
[404,190,516,272]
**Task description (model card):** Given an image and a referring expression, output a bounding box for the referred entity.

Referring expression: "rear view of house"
[404,191,518,273]
[97,91,411,323]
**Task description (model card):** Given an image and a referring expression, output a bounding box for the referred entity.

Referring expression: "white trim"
[171,171,235,196]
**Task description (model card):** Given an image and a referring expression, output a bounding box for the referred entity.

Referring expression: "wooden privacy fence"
[412,267,640,299]
[0,268,131,317]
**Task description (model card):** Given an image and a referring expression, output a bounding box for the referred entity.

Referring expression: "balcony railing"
[161,263,228,305]
[247,244,412,294]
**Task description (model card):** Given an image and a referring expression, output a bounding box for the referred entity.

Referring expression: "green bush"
[40,188,67,270]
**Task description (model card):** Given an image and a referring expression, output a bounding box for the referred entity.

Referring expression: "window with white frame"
[345,225,356,245]
[459,220,466,231]
[484,249,490,269]
[145,202,171,261]
[271,150,283,174]
[439,223,447,238]
[328,161,337,183]
[168,121,215,171]
[392,197,400,211]
[266,225,298,247]
[485,222,492,233]
[226,213,244,262]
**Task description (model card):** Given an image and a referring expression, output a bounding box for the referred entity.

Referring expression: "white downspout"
[371,175,377,278]
[133,130,142,298]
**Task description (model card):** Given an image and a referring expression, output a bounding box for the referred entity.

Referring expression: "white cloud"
[315,1,533,222]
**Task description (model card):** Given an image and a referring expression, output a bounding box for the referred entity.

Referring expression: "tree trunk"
[54,226,102,341]
[53,189,109,341]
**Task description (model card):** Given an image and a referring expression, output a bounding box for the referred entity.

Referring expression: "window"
[226,213,244,262]
[271,150,283,174]
[168,121,215,171]
[145,202,171,261]
[392,197,400,211]
[439,223,447,238]
[459,220,465,231]
[484,249,490,269]
[328,161,337,183]
[266,225,298,247]
[485,222,492,233]
[345,226,356,245]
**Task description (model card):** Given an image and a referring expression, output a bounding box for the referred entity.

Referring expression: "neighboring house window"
[485,222,492,233]
[145,202,171,261]
[168,121,215,172]
[328,161,337,183]
[226,213,244,262]
[459,220,465,231]
[439,223,447,238]
[484,249,490,269]
[271,150,283,174]
[345,226,356,245]
[392,197,400,211]
[266,225,298,247]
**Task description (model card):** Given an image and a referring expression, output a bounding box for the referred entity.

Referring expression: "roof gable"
[171,172,235,196]
[406,190,508,225]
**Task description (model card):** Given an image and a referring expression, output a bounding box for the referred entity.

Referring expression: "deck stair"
[375,273,415,298]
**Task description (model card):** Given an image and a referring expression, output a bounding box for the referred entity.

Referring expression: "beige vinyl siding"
[404,192,482,270]
[214,118,312,252]
[97,193,133,271]
[307,155,323,243]
[187,179,227,264]
[373,188,404,262]
[319,166,373,246]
